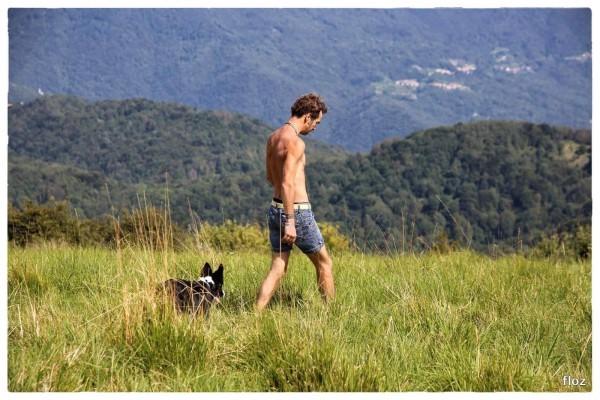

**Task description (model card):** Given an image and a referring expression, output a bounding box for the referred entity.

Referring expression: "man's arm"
[281,138,305,244]
[281,138,305,213]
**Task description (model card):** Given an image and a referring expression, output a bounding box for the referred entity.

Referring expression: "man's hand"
[282,218,296,245]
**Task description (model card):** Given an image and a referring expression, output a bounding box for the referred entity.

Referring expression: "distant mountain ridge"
[8,8,591,151]
[8,96,591,251]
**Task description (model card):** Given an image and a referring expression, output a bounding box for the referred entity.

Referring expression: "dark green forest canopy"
[8,96,590,252]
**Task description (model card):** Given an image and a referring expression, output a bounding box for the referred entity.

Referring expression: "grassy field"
[7,244,591,391]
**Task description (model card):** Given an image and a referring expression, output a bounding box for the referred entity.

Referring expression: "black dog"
[160,262,224,317]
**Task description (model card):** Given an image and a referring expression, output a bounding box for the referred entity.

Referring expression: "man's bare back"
[266,126,309,203]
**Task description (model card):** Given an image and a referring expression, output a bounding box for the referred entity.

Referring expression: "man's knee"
[272,266,286,281]
[270,259,288,279]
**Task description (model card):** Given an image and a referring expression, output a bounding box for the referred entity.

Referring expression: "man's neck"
[287,117,306,135]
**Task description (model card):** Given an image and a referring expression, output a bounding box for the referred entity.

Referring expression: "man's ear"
[201,262,212,277]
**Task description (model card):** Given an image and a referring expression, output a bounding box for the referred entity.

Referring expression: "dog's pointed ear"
[201,262,212,277]
[213,264,224,284]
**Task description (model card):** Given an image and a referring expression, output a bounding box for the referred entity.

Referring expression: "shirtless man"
[255,93,335,311]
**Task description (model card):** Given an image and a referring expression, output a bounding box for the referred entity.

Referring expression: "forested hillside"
[307,122,590,251]
[8,95,346,222]
[8,96,590,251]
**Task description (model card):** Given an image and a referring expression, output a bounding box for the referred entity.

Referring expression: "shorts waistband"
[271,199,311,210]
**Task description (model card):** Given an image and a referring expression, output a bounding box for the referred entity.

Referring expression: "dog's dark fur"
[159,262,224,317]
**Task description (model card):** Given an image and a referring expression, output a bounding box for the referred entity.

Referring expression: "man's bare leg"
[255,251,290,311]
[306,245,335,302]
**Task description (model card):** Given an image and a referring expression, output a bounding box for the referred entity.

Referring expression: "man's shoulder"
[287,136,305,159]
[296,137,306,151]
[270,128,304,146]
[268,127,282,140]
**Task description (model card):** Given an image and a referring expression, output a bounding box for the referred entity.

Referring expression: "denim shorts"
[268,205,325,254]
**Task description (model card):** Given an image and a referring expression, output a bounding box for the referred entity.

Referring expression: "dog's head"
[198,262,224,303]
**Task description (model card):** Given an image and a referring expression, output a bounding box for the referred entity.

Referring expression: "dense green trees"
[8,96,590,253]
[306,121,590,252]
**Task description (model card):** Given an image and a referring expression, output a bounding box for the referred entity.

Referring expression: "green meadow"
[8,244,591,391]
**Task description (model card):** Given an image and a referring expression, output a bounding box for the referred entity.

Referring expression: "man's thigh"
[294,210,325,254]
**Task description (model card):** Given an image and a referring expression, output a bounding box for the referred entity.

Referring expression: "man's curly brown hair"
[290,93,328,119]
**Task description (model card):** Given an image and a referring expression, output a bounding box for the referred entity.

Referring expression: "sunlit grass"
[8,244,591,391]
